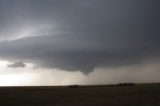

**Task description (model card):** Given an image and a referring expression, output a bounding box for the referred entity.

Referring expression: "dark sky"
[0,0,160,75]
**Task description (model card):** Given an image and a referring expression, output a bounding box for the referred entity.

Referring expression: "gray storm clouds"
[0,0,160,74]
[8,61,26,68]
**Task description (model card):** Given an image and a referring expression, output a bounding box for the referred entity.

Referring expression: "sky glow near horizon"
[1,59,160,86]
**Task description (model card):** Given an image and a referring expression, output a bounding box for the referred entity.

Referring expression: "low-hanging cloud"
[0,32,160,74]
[8,61,26,68]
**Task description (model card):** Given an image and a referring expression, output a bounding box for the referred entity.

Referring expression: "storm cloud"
[0,0,160,74]
[8,61,26,68]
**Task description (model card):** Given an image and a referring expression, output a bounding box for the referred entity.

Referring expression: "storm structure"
[0,0,160,86]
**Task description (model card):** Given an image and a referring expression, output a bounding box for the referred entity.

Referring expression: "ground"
[0,83,160,106]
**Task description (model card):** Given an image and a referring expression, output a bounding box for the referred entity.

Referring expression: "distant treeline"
[116,83,136,86]
[68,83,136,88]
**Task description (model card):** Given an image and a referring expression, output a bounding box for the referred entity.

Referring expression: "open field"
[0,83,160,106]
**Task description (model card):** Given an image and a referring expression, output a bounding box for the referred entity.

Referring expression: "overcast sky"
[0,0,160,86]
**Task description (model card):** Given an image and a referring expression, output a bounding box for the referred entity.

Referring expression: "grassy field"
[0,83,160,106]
